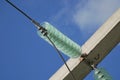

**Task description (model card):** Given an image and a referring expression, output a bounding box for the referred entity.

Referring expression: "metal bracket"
[81,53,100,70]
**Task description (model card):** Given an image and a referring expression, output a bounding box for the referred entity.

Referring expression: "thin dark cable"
[5,0,33,21]
[5,0,43,29]
[46,35,77,80]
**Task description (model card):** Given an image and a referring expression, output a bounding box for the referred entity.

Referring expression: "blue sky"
[0,0,120,80]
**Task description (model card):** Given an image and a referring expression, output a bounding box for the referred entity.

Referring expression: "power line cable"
[5,0,33,21]
[5,0,43,29]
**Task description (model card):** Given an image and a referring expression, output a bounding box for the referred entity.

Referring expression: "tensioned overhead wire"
[5,0,76,80]
[5,0,33,21]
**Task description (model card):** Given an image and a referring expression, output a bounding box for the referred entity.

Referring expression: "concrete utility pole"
[49,8,120,80]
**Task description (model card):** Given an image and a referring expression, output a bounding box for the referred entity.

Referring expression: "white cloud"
[73,0,120,30]
[51,0,74,26]
[52,0,120,32]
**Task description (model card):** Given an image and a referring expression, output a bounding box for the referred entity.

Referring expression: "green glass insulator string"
[37,22,82,58]
[94,68,112,80]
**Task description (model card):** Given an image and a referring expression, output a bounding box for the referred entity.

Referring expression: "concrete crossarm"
[49,8,120,80]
